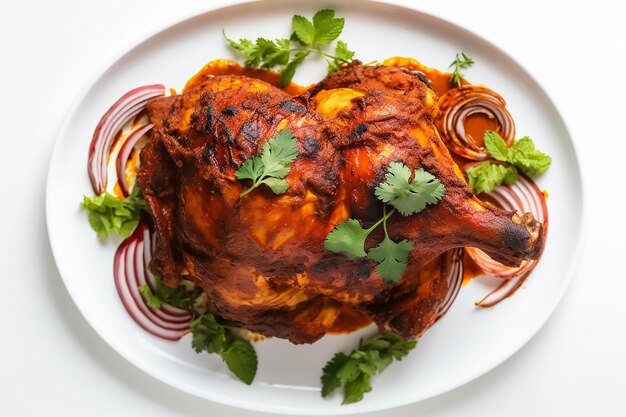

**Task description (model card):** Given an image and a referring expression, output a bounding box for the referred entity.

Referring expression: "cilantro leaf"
[334,40,354,62]
[225,9,354,86]
[324,219,372,259]
[449,52,474,88]
[312,9,345,45]
[321,352,349,397]
[484,130,510,161]
[292,15,315,46]
[343,373,372,404]
[375,162,446,217]
[325,163,444,282]
[222,339,258,385]
[154,277,205,312]
[235,129,298,197]
[191,312,259,385]
[279,51,309,87]
[191,313,227,354]
[320,332,417,404]
[256,38,291,68]
[138,277,206,313]
[81,186,146,238]
[367,234,414,283]
[466,162,518,194]
[509,136,552,176]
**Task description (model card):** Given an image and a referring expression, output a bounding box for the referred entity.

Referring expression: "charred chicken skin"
[137,62,543,344]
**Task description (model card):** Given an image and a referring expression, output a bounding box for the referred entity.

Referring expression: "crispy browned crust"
[137,65,544,344]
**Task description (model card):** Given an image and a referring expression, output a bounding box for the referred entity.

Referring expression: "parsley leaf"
[81,186,146,238]
[235,129,298,197]
[191,312,259,385]
[374,162,446,216]
[448,52,475,88]
[465,131,552,194]
[225,9,354,86]
[320,332,417,404]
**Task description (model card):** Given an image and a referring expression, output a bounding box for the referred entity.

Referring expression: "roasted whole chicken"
[137,62,543,344]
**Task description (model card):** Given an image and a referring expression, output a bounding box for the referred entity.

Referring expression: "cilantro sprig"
[138,276,206,312]
[235,129,298,197]
[449,52,474,88]
[324,162,445,282]
[82,186,146,238]
[139,276,258,385]
[225,9,355,85]
[466,131,552,194]
[191,313,258,385]
[321,332,417,404]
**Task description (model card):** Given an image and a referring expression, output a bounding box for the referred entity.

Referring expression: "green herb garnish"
[191,313,258,385]
[321,332,417,404]
[138,277,205,312]
[235,129,299,197]
[466,131,552,194]
[139,277,256,384]
[324,162,445,282]
[225,9,355,86]
[448,52,474,88]
[81,186,146,238]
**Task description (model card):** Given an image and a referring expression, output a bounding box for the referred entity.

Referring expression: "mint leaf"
[312,9,345,45]
[484,130,510,161]
[466,162,518,194]
[292,15,315,46]
[222,339,258,385]
[509,136,552,176]
[467,131,552,194]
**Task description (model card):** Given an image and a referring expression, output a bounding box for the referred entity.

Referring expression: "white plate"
[46,0,584,414]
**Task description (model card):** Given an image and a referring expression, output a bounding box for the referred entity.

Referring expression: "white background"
[1,0,625,416]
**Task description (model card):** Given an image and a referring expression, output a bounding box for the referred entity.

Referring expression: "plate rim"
[45,0,586,414]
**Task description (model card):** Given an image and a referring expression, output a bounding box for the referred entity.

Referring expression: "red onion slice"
[438,85,515,160]
[435,248,464,321]
[115,123,154,197]
[466,175,548,307]
[88,85,165,194]
[113,219,192,340]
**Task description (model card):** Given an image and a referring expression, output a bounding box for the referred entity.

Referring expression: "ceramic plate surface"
[46,0,583,414]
